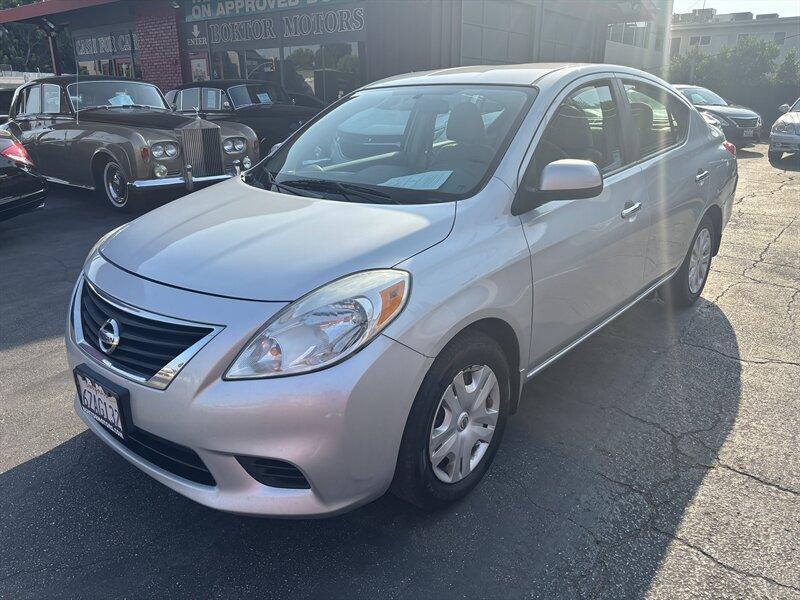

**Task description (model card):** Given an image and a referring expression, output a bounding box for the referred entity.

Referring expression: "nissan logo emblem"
[98,318,120,354]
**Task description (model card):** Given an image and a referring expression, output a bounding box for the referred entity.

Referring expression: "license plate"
[76,370,125,440]
[743,129,754,138]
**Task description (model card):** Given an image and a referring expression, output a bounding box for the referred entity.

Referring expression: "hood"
[79,107,197,130]
[236,103,317,119]
[100,177,455,301]
[774,110,800,126]
[698,104,759,119]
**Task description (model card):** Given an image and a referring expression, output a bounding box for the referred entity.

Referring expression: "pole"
[47,31,61,75]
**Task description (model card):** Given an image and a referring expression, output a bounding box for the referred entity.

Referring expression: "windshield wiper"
[254,170,318,197]
[278,178,396,204]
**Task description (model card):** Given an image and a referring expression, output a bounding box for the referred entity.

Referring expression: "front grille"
[80,282,213,381]
[178,125,225,177]
[124,427,215,486]
[236,456,311,489]
[732,117,758,128]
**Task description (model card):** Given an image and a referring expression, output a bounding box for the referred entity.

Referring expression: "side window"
[22,85,41,115]
[202,88,222,111]
[533,81,624,181]
[180,87,200,111]
[623,80,690,158]
[164,90,177,107]
[42,84,62,114]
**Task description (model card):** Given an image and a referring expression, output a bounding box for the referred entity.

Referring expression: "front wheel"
[658,215,715,307]
[98,161,136,211]
[392,330,510,509]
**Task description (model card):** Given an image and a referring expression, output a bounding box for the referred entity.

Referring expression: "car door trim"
[525,268,676,379]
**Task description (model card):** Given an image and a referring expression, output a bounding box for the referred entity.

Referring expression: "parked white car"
[66,64,738,517]
[769,99,800,162]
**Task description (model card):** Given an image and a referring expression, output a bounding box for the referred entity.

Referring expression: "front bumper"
[66,258,431,517]
[769,132,800,154]
[721,124,761,145]
[129,173,232,191]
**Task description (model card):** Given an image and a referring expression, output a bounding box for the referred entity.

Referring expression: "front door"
[36,83,71,181]
[519,78,651,367]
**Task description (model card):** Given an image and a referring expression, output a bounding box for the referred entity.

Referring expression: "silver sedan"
[769,98,800,162]
[66,63,737,516]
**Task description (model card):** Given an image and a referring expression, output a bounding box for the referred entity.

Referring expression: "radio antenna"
[74,42,79,125]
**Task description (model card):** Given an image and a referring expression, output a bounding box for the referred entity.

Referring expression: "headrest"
[446,102,486,145]
[630,102,653,124]
[547,104,592,149]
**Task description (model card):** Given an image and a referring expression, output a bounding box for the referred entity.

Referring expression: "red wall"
[134,1,184,92]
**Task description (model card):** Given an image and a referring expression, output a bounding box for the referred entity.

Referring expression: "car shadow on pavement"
[0,297,741,599]
[736,148,763,159]
[768,154,800,172]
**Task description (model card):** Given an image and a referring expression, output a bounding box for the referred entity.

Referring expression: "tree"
[0,0,75,74]
[773,48,800,86]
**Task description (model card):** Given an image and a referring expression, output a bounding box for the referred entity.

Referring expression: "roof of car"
[363,63,657,89]
[20,75,153,87]
[172,79,281,91]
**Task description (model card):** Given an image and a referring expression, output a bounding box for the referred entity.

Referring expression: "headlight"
[242,156,252,169]
[151,143,165,158]
[708,113,731,126]
[224,137,246,153]
[225,270,410,379]
[772,121,797,134]
[164,142,178,157]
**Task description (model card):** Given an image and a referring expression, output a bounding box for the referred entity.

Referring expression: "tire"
[391,330,511,509]
[768,150,783,163]
[97,160,137,211]
[658,215,715,308]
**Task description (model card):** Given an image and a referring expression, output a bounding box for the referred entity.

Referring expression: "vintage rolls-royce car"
[2,76,258,210]
[166,80,319,155]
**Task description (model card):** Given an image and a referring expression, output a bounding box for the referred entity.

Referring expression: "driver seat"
[430,102,494,169]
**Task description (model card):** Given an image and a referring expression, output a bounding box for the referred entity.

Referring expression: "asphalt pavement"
[1,144,798,599]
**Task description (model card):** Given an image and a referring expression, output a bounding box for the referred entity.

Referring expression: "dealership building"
[0,0,671,101]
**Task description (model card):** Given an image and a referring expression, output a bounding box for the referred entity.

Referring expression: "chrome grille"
[732,117,758,128]
[74,279,217,389]
[177,124,225,177]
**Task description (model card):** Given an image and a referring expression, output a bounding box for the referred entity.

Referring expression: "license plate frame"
[743,129,754,138]
[74,364,131,441]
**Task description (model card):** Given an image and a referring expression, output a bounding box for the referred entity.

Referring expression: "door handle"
[695,169,710,183]
[621,201,642,219]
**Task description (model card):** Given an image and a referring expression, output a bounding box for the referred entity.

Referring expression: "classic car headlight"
[225,270,410,379]
[242,156,252,169]
[151,143,165,158]
[164,142,179,157]
[150,142,178,159]
[224,137,246,153]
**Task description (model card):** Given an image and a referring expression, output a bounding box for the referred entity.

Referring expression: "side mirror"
[779,103,790,114]
[512,159,603,215]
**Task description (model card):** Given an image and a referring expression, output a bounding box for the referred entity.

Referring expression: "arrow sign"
[192,24,200,38]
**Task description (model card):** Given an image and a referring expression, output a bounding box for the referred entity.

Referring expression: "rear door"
[619,77,704,283]
[519,76,651,367]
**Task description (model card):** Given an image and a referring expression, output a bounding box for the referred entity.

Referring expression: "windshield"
[249,85,534,203]
[228,84,286,108]
[66,81,167,111]
[680,87,727,106]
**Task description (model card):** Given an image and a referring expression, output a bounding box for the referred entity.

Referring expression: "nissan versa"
[66,64,737,517]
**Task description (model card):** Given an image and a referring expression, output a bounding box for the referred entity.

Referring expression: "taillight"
[723,141,736,157]
[1,141,34,167]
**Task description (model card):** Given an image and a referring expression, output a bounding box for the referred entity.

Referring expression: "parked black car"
[166,80,320,154]
[0,129,47,221]
[674,85,762,147]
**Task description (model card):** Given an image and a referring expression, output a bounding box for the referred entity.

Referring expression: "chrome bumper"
[129,173,232,191]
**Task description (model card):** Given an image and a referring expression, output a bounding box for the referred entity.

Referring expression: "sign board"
[186,0,352,22]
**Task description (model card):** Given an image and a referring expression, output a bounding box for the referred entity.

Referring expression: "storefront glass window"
[212,51,243,79]
[282,42,362,105]
[244,48,280,81]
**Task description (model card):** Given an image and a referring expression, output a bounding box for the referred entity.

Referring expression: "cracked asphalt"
[0,143,798,599]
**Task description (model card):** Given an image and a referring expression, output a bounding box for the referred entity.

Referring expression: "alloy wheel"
[688,227,711,294]
[428,365,500,484]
